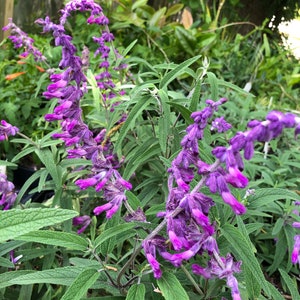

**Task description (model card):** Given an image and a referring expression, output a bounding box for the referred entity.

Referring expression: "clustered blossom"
[0,120,19,210]
[143,100,300,299]
[35,0,131,224]
[0,120,19,141]
[2,18,46,61]
[0,173,17,210]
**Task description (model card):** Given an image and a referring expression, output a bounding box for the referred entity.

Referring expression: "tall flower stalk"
[35,0,131,219]
[143,100,300,299]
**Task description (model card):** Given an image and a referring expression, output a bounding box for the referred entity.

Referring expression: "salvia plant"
[0,0,300,299]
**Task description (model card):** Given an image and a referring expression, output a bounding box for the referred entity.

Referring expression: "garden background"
[0,0,300,299]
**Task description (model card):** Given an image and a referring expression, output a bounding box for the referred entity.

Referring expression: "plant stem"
[181,264,204,295]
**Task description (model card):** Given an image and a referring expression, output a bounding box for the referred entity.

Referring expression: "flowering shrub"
[0,1,300,299]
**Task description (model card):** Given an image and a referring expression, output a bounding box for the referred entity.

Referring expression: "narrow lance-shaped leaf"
[16,230,88,251]
[94,223,136,250]
[159,55,201,89]
[115,96,153,153]
[189,79,202,112]
[35,148,62,189]
[206,72,218,101]
[61,268,100,300]
[279,268,300,299]
[0,208,78,243]
[157,272,189,300]
[8,266,86,286]
[221,223,271,297]
[14,169,45,204]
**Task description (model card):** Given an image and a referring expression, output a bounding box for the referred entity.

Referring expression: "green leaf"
[174,27,196,56]
[35,72,49,98]
[36,169,50,193]
[125,283,145,300]
[115,96,153,152]
[149,7,166,27]
[94,223,136,250]
[278,268,300,299]
[0,160,17,167]
[263,33,271,57]
[86,69,101,110]
[206,72,218,100]
[159,55,201,89]
[167,102,193,124]
[266,281,285,300]
[236,216,256,253]
[248,188,300,209]
[132,0,147,10]
[61,269,100,300]
[14,169,46,204]
[272,218,284,235]
[157,272,189,300]
[267,230,287,274]
[126,191,141,211]
[218,79,254,96]
[221,224,270,296]
[166,4,184,17]
[123,138,159,180]
[189,79,202,111]
[0,270,35,289]
[11,146,36,162]
[35,148,62,188]
[0,240,26,256]
[8,266,86,286]
[157,89,171,154]
[0,256,14,268]
[0,208,78,243]
[16,230,88,251]
[243,265,261,299]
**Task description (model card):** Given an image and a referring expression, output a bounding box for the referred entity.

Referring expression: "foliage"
[0,1,300,300]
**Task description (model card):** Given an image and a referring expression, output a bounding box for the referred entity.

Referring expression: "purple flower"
[3,19,46,61]
[73,215,91,234]
[192,254,242,300]
[0,120,19,141]
[211,116,232,133]
[0,174,17,210]
[291,235,300,265]
[160,242,201,267]
[146,253,162,278]
[10,250,23,265]
[225,167,248,188]
[124,207,147,222]
[142,236,166,278]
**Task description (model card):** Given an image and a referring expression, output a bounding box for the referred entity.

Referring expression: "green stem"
[181,264,204,295]
[16,132,39,148]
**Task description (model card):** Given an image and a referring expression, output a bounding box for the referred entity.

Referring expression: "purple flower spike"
[35,0,131,220]
[3,18,46,61]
